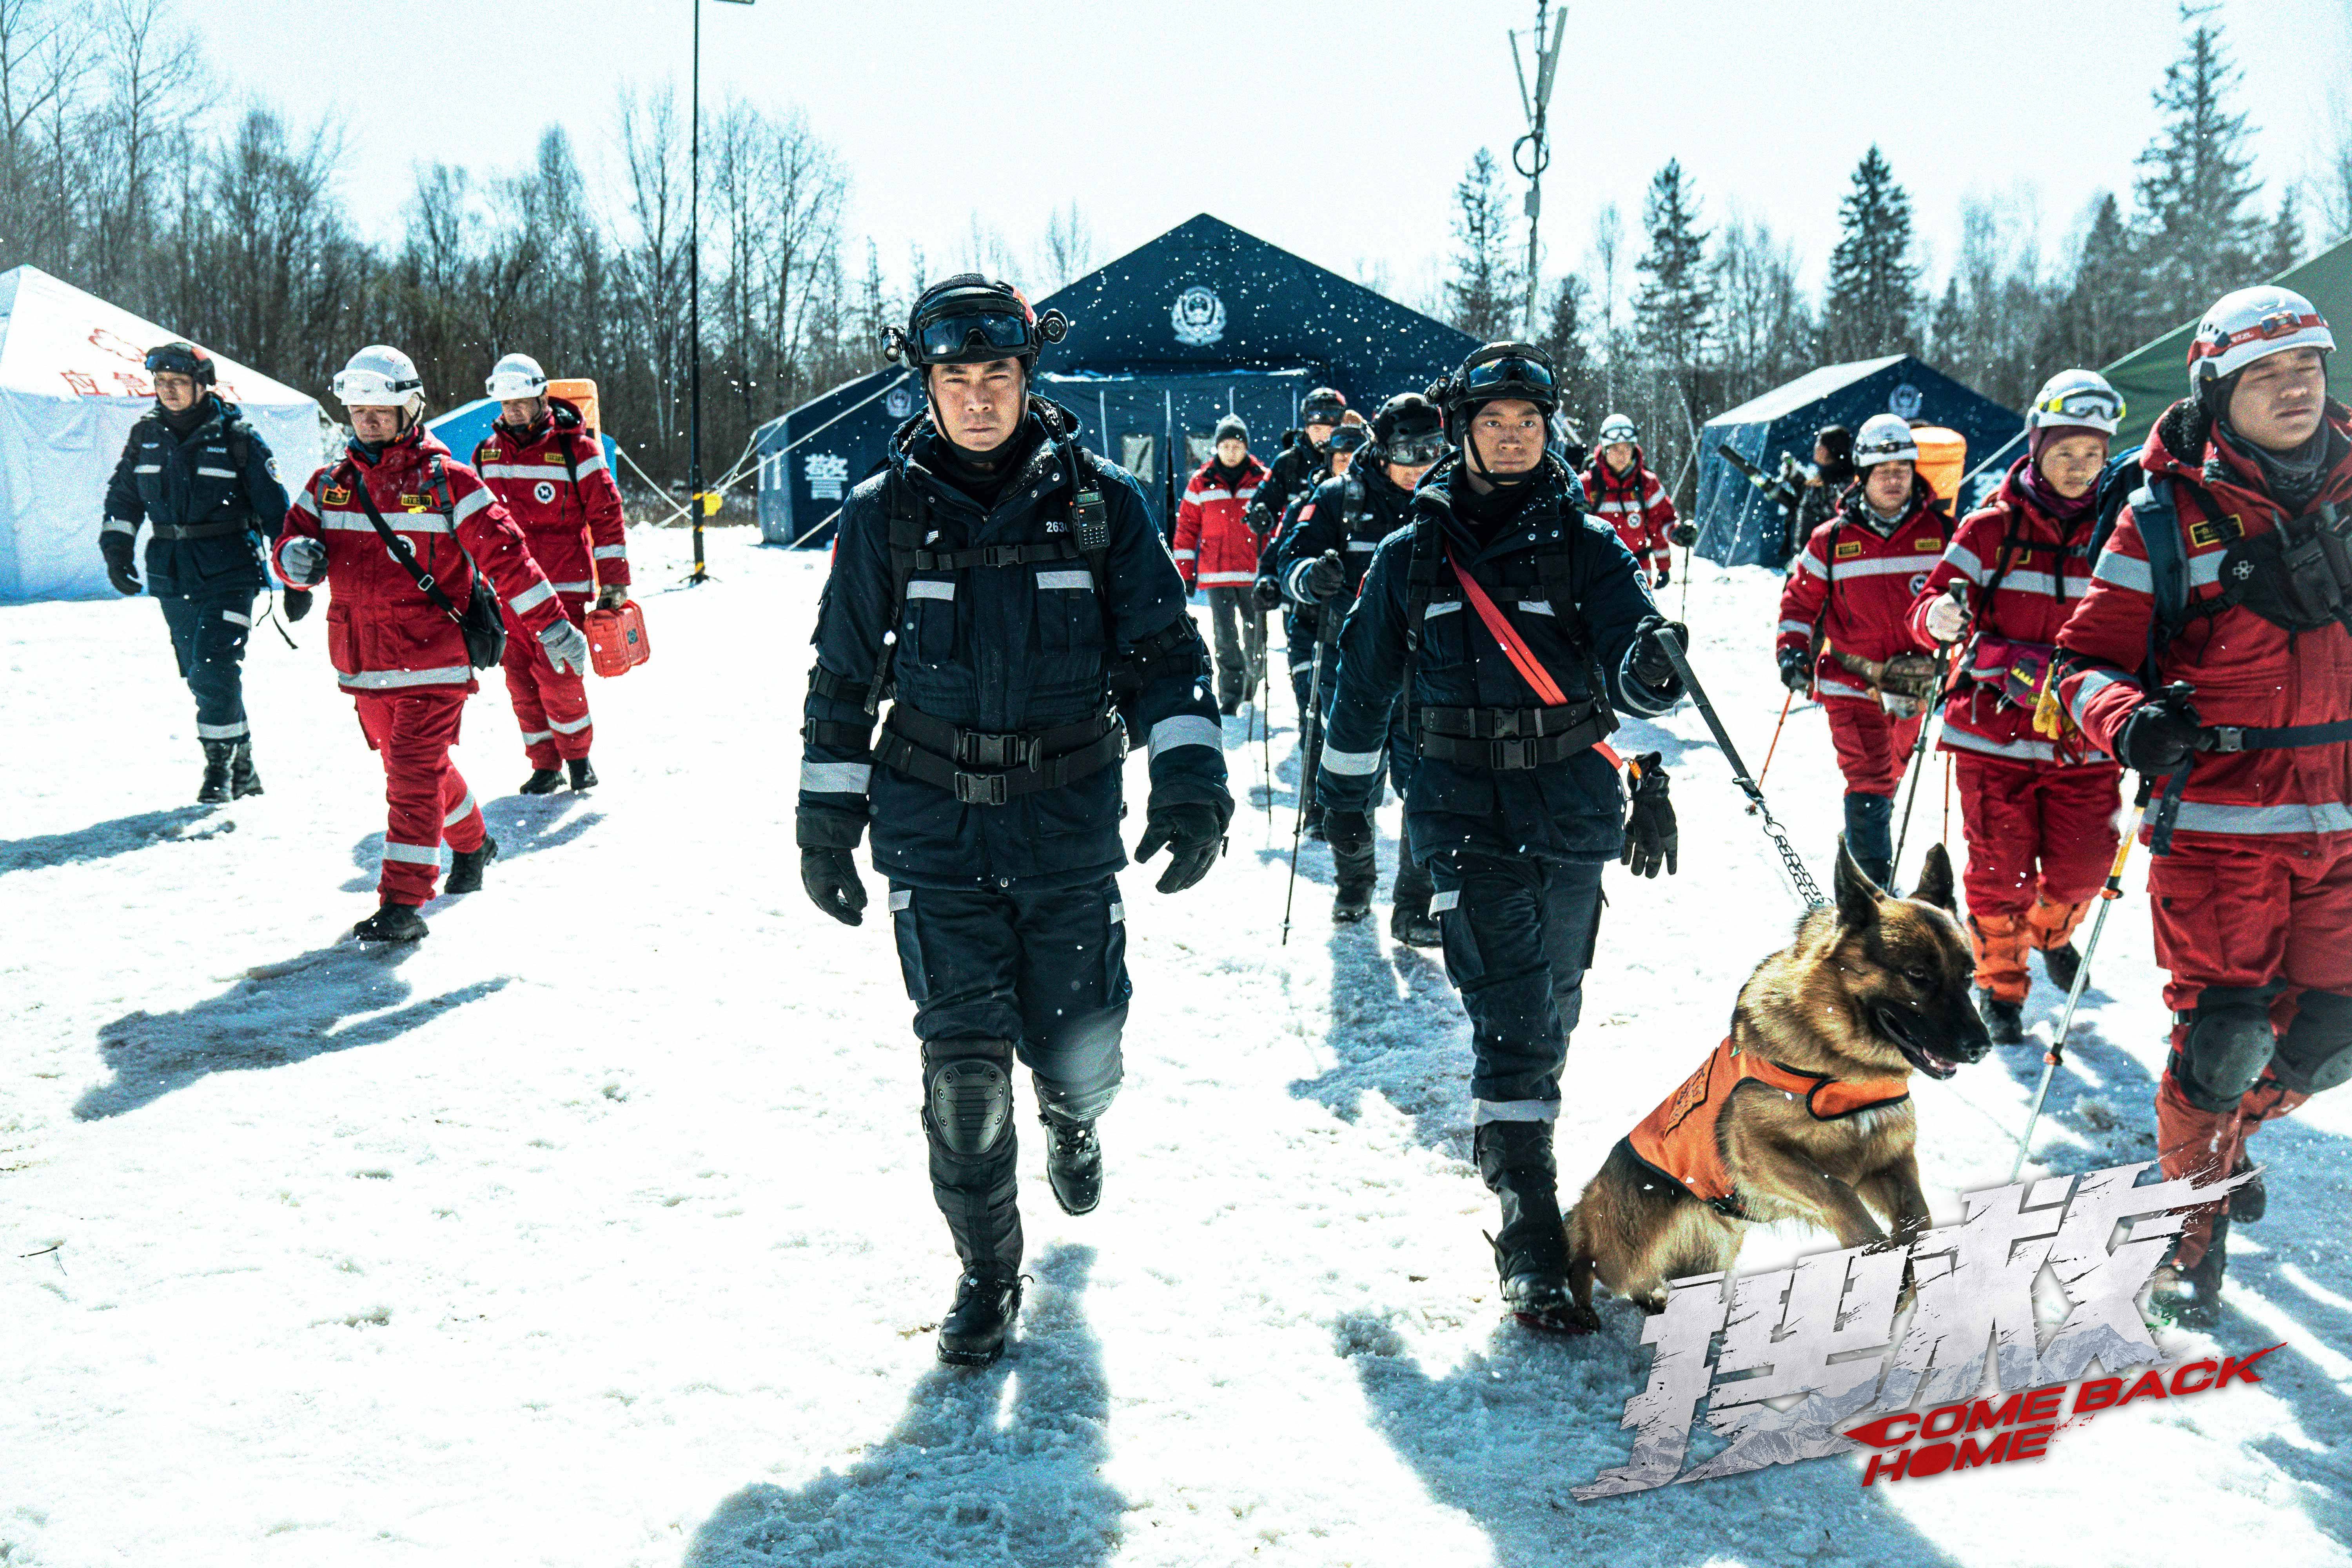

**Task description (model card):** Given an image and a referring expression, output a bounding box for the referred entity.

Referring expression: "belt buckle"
[953,770,1009,805]
[1489,709,1523,738]
[2209,726,2246,753]
[1490,737,1537,769]
[982,544,1022,568]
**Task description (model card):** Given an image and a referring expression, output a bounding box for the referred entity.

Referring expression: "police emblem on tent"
[1889,382,1924,419]
[1171,285,1226,347]
[884,383,917,419]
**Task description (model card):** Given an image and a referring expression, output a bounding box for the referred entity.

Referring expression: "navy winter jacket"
[800,405,1229,890]
[1276,461,1418,615]
[1316,454,1681,864]
[100,397,290,597]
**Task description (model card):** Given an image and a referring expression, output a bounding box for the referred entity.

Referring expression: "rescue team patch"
[1299,503,1316,520]
[1915,535,1942,551]
[323,485,351,505]
[399,494,428,511]
[2190,514,2245,548]
[1835,540,1864,559]
[480,445,501,460]
[534,481,557,505]
[544,452,566,463]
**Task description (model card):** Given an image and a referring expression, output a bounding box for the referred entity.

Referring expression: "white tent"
[0,265,327,603]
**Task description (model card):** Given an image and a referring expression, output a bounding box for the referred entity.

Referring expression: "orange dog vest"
[1624,1037,1910,1217]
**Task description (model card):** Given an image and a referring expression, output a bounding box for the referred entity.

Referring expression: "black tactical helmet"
[1372,392,1447,465]
[145,340,216,388]
[1430,342,1560,443]
[882,274,1068,377]
[1301,387,1348,427]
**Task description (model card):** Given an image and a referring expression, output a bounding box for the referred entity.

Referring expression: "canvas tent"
[427,397,618,477]
[757,213,1480,547]
[1694,354,2023,566]
[0,265,327,603]
[2102,233,2352,449]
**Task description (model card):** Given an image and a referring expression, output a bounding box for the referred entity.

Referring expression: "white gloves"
[1924,591,1967,644]
[540,618,591,675]
[279,535,327,587]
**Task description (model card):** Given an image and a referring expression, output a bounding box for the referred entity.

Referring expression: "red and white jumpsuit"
[1583,450,1677,580]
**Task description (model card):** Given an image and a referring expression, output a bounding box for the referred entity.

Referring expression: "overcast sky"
[204,0,2347,309]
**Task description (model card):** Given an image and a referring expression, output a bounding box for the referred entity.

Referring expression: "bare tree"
[1034,201,1096,294]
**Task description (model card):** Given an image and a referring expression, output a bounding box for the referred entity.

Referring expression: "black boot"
[519,768,563,795]
[1304,802,1326,840]
[197,740,234,804]
[445,835,500,895]
[1977,988,2025,1047]
[1220,695,1241,717]
[352,902,430,943]
[568,757,598,791]
[2149,1214,2228,1329]
[1842,792,1894,891]
[1041,1111,1103,1216]
[1476,1122,1586,1333]
[1333,840,1377,923]
[228,742,263,799]
[1389,899,1442,947]
[937,1265,1023,1367]
[2229,1154,2265,1223]
[2040,942,2083,993]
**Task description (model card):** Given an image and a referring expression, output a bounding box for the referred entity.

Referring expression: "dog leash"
[1655,635,1828,910]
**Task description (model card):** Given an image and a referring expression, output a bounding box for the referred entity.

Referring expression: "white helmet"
[1598,413,1637,446]
[2027,368,2125,436]
[2188,285,2334,386]
[485,352,548,402]
[332,345,425,416]
[1853,412,1920,468]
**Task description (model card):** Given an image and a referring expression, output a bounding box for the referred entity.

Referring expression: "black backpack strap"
[339,459,464,629]
[869,466,927,711]
[1399,517,1444,749]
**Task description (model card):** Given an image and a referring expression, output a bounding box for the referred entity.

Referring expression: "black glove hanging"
[1777,646,1813,693]
[282,587,314,622]
[1621,752,1679,878]
[1135,800,1227,893]
[2115,689,2205,775]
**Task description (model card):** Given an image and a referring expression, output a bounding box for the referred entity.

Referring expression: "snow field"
[2,526,2348,1567]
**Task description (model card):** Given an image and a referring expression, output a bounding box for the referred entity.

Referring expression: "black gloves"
[282,587,314,622]
[1622,752,1678,878]
[1628,615,1687,690]
[1669,521,1698,548]
[1653,567,1671,589]
[101,540,138,596]
[1252,576,1283,612]
[796,806,869,926]
[1303,550,1347,604]
[1321,809,1374,856]
[1778,646,1813,693]
[1135,799,1228,893]
[2115,689,2205,774]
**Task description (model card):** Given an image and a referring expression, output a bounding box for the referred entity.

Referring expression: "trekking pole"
[1654,635,1829,909]
[2010,771,2157,1182]
[1889,695,1942,879]
[1258,612,1274,821]
[1751,687,1797,804]
[1279,611,1339,945]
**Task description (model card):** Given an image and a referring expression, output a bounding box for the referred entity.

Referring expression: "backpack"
[2084,453,2191,676]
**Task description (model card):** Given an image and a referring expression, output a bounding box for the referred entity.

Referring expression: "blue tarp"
[427,397,617,475]
[1696,355,2024,566]
[758,213,1481,548]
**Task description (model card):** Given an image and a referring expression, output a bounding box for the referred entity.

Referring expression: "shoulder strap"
[339,459,464,629]
[557,429,581,490]
[2132,474,2194,669]
[870,466,927,708]
[225,419,251,473]
[1446,540,1569,706]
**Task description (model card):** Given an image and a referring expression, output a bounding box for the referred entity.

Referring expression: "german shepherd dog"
[1563,840,1993,1326]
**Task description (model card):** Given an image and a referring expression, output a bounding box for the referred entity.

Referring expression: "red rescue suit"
[1171,454,1270,591]
[474,398,628,768]
[1583,449,1677,577]
[2056,400,2352,1267]
[276,426,564,906]
[1909,459,2123,1000]
[1778,481,1948,795]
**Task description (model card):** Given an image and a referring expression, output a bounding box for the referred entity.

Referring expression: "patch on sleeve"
[323,485,351,505]
[1298,503,1315,521]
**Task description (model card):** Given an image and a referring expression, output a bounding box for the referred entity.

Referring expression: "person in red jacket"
[1584,413,1678,588]
[2055,285,2352,1326]
[1775,414,1948,889]
[275,345,587,944]
[1909,370,2127,1044]
[473,352,630,793]
[1172,413,1270,713]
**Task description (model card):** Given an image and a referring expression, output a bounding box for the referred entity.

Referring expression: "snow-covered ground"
[4,524,2348,1568]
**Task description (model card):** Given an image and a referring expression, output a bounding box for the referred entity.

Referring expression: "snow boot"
[2039,941,2083,994]
[197,740,234,804]
[1040,1111,1102,1217]
[1332,878,1376,924]
[568,757,598,792]
[2149,1214,2229,1330]
[228,741,263,799]
[1476,1122,1586,1334]
[1304,802,1327,841]
[2229,1075,2309,1224]
[937,1265,1022,1367]
[1390,899,1442,948]
[445,835,500,896]
[1977,988,2026,1047]
[352,902,429,944]
[1842,791,1894,891]
[2154,1070,2239,1299]
[519,768,563,795]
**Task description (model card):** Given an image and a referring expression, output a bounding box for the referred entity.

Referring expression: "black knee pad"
[2176,988,2279,1111]
[924,1039,1014,1156]
[2276,991,2352,1095]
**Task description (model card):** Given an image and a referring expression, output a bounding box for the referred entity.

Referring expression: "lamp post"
[1510,0,1567,341]
[688,0,755,586]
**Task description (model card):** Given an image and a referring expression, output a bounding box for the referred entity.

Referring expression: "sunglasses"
[1386,431,1448,463]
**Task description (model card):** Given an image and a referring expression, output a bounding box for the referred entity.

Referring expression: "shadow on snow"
[0,805,230,875]
[340,793,604,893]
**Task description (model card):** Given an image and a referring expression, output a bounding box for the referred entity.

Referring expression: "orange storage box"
[586,600,650,677]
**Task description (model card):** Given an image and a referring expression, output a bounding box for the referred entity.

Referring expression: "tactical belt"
[877,702,1125,805]
[912,540,1083,571]
[149,519,251,541]
[2206,717,2352,752]
[1416,700,1615,769]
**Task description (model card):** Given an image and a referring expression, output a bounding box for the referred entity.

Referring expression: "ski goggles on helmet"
[1384,426,1448,465]
[145,343,209,382]
[914,308,1038,363]
[1461,353,1556,395]
[2031,384,2124,432]
[1329,424,1372,454]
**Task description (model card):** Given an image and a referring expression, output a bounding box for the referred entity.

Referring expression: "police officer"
[796,276,1232,1368]
[1277,392,1447,939]
[1250,388,1350,722]
[1313,343,1685,1332]
[100,341,292,801]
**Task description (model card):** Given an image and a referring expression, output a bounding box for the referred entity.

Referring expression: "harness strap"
[913,539,1085,571]
[1444,541,1568,706]
[876,702,1125,806]
[2206,717,2352,752]
[149,519,248,541]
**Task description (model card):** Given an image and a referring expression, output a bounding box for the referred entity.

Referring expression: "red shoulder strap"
[1443,541,1567,706]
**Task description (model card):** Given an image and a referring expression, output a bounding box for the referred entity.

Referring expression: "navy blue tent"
[758,213,1480,547]
[427,397,618,475]
[1695,355,2024,566]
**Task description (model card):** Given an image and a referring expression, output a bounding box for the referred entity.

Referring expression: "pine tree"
[1633,159,1711,373]
[2259,188,2304,278]
[2132,4,2262,322]
[1445,148,1521,341]
[1823,144,1918,360]
[1535,273,1593,401]
[2055,192,2144,368]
